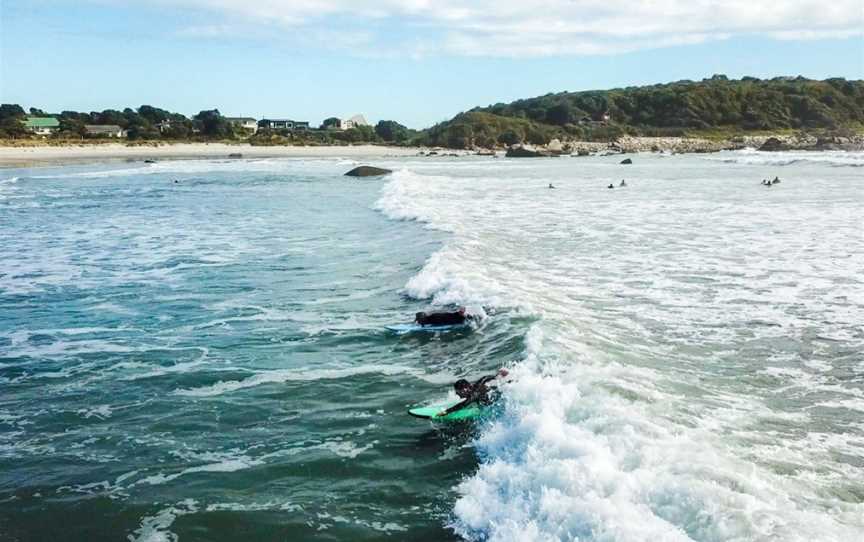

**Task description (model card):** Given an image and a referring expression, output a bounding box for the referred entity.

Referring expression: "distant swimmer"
[608,183,614,189]
[548,183,555,189]
[173,179,179,184]
[619,179,627,187]
[438,369,509,417]
[772,176,781,184]
[415,307,470,327]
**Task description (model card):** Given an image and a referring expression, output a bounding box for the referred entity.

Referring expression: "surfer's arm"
[439,398,473,416]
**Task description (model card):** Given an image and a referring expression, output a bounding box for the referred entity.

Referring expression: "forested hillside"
[416,76,864,148]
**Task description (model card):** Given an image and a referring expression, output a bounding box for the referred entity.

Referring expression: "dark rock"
[620,158,633,164]
[228,153,243,158]
[759,137,790,152]
[577,149,590,156]
[506,146,552,158]
[344,166,393,177]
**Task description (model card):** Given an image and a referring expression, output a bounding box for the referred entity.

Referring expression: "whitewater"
[376,151,864,541]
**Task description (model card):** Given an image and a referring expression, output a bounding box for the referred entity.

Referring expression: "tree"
[194,109,233,138]
[497,130,521,146]
[93,109,128,127]
[321,117,341,129]
[0,117,29,138]
[138,105,172,125]
[58,116,86,137]
[546,103,572,126]
[0,104,26,121]
[374,120,409,142]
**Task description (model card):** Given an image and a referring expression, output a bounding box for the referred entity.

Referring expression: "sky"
[1,0,862,128]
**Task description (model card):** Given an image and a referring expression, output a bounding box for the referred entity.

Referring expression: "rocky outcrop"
[620,158,633,164]
[344,166,393,177]
[758,137,791,152]
[813,135,864,151]
[506,145,553,157]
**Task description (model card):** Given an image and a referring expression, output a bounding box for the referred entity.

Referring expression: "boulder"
[620,158,633,164]
[759,137,790,152]
[344,166,393,177]
[228,153,243,159]
[506,145,549,158]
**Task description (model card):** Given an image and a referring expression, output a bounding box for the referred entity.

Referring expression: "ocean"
[1,150,862,541]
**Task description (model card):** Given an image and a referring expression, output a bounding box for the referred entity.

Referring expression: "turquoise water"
[1,151,863,541]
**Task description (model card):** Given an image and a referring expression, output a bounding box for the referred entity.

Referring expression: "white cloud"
[155,0,864,56]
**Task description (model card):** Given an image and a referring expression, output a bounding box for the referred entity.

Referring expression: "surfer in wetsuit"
[439,369,509,416]
[415,307,469,326]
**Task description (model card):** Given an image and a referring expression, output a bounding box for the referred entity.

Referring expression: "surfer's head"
[454,379,472,398]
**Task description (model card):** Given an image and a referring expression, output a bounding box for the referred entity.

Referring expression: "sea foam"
[376,161,864,541]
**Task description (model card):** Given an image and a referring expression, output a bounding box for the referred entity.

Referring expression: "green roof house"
[24,116,60,136]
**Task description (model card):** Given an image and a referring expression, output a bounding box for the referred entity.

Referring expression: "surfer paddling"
[414,307,470,327]
[437,369,509,417]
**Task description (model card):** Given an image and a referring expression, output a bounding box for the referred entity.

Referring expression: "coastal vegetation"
[414,76,864,148]
[0,104,415,145]
[2,76,862,149]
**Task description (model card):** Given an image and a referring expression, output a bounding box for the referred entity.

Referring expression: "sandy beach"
[0,143,418,167]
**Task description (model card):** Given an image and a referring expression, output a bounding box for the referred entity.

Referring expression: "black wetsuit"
[415,311,467,326]
[443,375,500,415]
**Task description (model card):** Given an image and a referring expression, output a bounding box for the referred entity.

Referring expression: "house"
[258,118,310,131]
[227,117,258,133]
[157,120,172,133]
[340,114,370,130]
[24,116,60,136]
[84,125,127,138]
[578,112,611,126]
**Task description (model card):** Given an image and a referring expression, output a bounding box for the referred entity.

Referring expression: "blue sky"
[1,0,862,128]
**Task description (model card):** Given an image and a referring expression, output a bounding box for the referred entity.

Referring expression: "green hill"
[415,76,864,148]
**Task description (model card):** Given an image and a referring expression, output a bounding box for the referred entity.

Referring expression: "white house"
[258,118,310,131]
[340,114,370,130]
[227,117,258,133]
[84,125,127,138]
[24,116,60,136]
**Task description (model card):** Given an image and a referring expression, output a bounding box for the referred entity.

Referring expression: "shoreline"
[0,143,418,168]
[2,135,862,168]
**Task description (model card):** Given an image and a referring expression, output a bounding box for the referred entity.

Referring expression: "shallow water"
[1,151,862,541]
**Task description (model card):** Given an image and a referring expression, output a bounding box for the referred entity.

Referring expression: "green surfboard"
[408,399,488,422]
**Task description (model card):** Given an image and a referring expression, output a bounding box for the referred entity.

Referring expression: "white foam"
[129,499,198,542]
[374,161,864,541]
[137,455,263,487]
[702,149,864,167]
[175,364,453,397]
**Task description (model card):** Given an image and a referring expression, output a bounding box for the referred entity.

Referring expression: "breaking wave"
[376,165,864,541]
